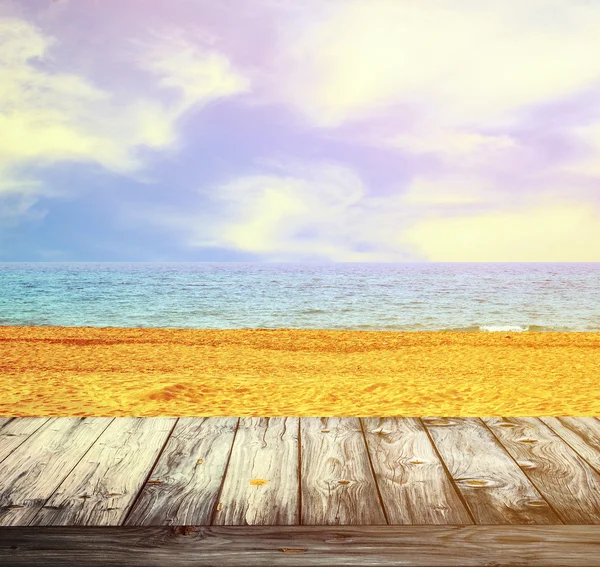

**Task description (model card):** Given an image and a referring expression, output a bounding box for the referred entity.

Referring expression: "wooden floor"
[2,416,600,565]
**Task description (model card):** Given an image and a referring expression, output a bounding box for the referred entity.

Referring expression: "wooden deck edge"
[2,526,600,566]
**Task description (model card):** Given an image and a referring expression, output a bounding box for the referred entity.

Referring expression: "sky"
[1,0,600,262]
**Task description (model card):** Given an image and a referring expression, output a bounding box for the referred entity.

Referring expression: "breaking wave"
[479,325,529,332]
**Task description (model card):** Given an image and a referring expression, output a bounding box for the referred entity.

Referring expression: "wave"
[479,324,564,332]
[439,324,562,332]
[479,325,529,332]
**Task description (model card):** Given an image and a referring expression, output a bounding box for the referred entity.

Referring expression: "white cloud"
[405,203,600,261]
[388,129,518,164]
[0,17,249,216]
[276,0,600,128]
[401,175,498,205]
[134,156,600,261]
[135,32,250,114]
[562,121,600,176]
[143,162,419,261]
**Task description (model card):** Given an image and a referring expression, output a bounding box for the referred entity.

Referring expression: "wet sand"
[0,326,598,416]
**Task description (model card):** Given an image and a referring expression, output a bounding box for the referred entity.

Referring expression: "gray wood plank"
[422,417,560,524]
[485,417,600,524]
[362,417,473,525]
[4,525,600,566]
[213,417,299,526]
[0,418,51,464]
[0,417,112,526]
[31,418,177,526]
[541,417,600,473]
[301,417,386,525]
[126,417,238,526]
[0,418,12,430]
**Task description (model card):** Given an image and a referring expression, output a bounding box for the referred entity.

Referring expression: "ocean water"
[0,262,599,331]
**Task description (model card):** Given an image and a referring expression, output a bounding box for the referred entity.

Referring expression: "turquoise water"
[0,263,599,331]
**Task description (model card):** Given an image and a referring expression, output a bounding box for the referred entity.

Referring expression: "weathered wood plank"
[484,417,600,524]
[30,418,177,526]
[301,417,386,525]
[3,525,600,566]
[540,417,600,473]
[362,417,473,525]
[0,417,112,526]
[213,417,299,525]
[0,418,12,430]
[126,417,238,526]
[422,417,560,524]
[0,418,51,464]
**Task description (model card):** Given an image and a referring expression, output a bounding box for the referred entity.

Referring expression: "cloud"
[562,121,600,177]
[0,162,47,225]
[405,203,600,261]
[132,144,600,262]
[401,175,499,205]
[261,0,600,210]
[134,31,250,114]
[139,161,421,261]
[0,17,249,217]
[276,0,600,129]
[388,129,519,165]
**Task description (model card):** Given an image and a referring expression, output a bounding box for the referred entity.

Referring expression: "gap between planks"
[3,417,600,528]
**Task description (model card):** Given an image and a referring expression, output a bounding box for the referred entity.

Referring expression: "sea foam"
[479,325,529,332]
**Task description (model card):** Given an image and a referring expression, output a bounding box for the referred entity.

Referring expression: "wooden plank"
[540,417,600,473]
[301,417,386,525]
[3,526,600,566]
[484,417,600,524]
[362,417,473,525]
[0,418,51,464]
[0,418,12,430]
[422,417,560,524]
[126,417,238,526]
[0,417,112,526]
[30,418,176,526]
[213,417,299,526]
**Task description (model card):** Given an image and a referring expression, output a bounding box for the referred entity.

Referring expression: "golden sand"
[0,326,598,416]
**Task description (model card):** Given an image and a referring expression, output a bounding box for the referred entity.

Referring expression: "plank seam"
[0,418,14,430]
[538,417,600,479]
[120,417,180,526]
[209,417,240,526]
[26,417,116,526]
[478,418,565,525]
[0,418,51,467]
[298,417,302,526]
[358,418,389,525]
[419,417,477,525]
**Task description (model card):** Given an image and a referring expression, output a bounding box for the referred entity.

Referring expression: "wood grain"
[362,417,472,524]
[422,417,560,524]
[301,417,386,525]
[541,417,600,473]
[30,418,176,526]
[485,417,600,524]
[126,417,238,526]
[0,418,12,430]
[3,525,600,566]
[0,418,51,464]
[213,417,299,525]
[0,418,112,526]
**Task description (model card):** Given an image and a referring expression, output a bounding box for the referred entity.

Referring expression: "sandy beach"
[1,326,598,416]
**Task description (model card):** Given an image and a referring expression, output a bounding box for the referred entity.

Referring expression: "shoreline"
[1,326,599,416]
[0,323,587,332]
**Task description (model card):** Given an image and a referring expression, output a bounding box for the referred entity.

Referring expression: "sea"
[0,262,599,331]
